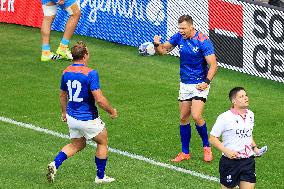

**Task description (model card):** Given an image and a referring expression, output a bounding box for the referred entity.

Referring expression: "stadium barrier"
[0,0,283,83]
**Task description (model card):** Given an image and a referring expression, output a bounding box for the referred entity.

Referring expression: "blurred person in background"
[40,0,81,61]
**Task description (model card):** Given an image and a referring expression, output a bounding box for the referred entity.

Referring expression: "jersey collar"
[189,30,199,39]
[230,108,247,120]
[72,63,85,66]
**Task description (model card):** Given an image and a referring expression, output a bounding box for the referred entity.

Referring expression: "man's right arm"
[153,35,174,55]
[60,90,68,122]
[209,135,238,159]
[92,89,118,119]
[209,115,238,159]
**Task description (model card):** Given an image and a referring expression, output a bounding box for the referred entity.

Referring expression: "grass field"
[0,23,284,189]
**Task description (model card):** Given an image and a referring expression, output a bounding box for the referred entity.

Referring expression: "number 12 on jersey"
[67,80,83,102]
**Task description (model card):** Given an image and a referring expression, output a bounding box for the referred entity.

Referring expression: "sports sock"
[60,38,70,46]
[54,151,68,169]
[195,123,210,147]
[180,124,191,154]
[42,44,50,51]
[95,156,107,179]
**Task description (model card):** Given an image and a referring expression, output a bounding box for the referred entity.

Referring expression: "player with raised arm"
[153,15,218,162]
[46,41,117,184]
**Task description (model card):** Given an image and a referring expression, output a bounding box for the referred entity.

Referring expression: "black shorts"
[219,156,256,188]
[178,96,207,103]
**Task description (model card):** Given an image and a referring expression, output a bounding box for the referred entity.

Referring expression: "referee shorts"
[219,156,256,188]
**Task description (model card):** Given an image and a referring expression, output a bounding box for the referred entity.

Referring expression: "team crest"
[192,46,199,53]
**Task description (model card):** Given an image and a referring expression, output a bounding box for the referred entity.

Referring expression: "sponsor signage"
[208,0,283,82]
[52,0,168,47]
[244,6,284,81]
[0,0,283,82]
[209,0,243,68]
[0,0,43,27]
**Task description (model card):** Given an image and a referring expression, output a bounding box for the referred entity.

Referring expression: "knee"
[96,134,108,146]
[100,137,108,146]
[180,115,189,125]
[43,15,56,23]
[192,114,203,123]
[71,10,81,20]
[74,141,86,151]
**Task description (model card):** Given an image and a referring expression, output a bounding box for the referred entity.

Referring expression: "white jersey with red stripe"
[210,108,255,158]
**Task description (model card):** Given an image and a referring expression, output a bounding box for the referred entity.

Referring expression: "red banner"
[0,0,43,27]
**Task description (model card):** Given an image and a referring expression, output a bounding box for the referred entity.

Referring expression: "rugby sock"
[54,151,68,169]
[180,124,191,154]
[60,38,70,46]
[42,44,50,51]
[95,156,107,179]
[195,123,210,147]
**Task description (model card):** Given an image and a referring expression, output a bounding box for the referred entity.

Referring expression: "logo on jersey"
[192,46,199,53]
[236,128,252,138]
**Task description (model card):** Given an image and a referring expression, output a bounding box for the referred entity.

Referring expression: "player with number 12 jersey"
[60,64,100,121]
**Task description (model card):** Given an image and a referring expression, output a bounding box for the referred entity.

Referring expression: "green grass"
[0,23,284,188]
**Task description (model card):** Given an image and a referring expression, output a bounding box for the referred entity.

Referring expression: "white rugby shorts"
[66,114,105,140]
[178,82,210,101]
[42,0,80,16]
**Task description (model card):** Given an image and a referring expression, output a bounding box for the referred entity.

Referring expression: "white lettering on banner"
[81,0,165,26]
[247,8,284,80]
[146,0,165,26]
[0,0,14,12]
[1,0,6,11]
[8,0,13,12]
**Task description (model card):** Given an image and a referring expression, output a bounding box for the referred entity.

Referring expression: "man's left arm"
[251,138,260,154]
[205,54,218,82]
[196,54,218,90]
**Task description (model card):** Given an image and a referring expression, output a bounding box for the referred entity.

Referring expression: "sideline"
[0,116,219,182]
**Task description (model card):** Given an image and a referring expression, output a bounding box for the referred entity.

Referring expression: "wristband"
[204,78,211,85]
[154,43,160,47]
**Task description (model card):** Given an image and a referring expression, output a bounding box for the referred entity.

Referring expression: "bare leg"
[191,99,205,126]
[61,137,86,157]
[41,2,56,45]
[191,99,212,161]
[41,16,55,45]
[92,128,115,182]
[179,101,192,125]
[239,181,255,189]
[56,5,81,59]
[92,128,108,159]
[63,6,81,40]
[46,137,87,182]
